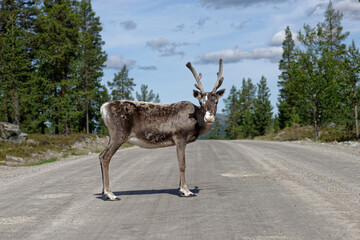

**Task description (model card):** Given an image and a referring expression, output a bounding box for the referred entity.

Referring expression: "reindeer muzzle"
[204,111,215,124]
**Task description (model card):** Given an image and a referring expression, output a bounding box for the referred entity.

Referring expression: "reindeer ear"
[216,89,225,98]
[193,90,202,100]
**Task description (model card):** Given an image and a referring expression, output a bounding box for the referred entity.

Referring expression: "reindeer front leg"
[175,141,194,197]
[99,140,123,201]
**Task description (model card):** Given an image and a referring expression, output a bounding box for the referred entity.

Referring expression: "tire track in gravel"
[231,140,360,239]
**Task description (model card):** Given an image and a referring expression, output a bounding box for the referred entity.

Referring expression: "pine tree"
[136,84,160,103]
[254,76,273,136]
[278,26,297,128]
[77,0,107,133]
[318,0,349,56]
[297,24,323,139]
[35,0,81,134]
[108,65,136,100]
[317,0,349,126]
[0,0,108,134]
[345,40,360,139]
[0,11,24,125]
[286,1,349,140]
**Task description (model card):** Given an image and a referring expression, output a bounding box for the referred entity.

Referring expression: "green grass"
[24,157,58,166]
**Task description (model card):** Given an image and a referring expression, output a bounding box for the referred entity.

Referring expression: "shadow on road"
[94,186,200,201]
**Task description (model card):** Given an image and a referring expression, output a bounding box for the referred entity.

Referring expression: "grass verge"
[24,157,58,166]
[256,125,357,142]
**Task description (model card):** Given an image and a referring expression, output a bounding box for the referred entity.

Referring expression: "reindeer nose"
[204,111,215,124]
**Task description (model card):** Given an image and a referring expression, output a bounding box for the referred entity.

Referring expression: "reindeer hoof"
[179,189,196,197]
[104,192,120,201]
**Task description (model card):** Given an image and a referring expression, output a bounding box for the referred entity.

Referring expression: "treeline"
[221,1,360,140]
[221,76,273,139]
[0,0,108,134]
[0,0,162,134]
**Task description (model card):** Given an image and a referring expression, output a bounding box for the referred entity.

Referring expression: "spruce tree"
[254,76,273,136]
[108,65,136,101]
[0,0,36,126]
[223,85,239,139]
[238,78,257,138]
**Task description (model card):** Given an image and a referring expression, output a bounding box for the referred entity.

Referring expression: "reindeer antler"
[186,62,205,94]
[212,58,224,94]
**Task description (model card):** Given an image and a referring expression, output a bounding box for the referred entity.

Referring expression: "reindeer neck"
[195,105,213,136]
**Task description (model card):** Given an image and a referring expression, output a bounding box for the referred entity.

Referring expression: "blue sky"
[91,0,360,113]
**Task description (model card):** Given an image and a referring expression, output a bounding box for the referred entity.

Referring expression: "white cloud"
[269,31,286,46]
[198,46,283,64]
[105,55,136,69]
[269,30,300,46]
[334,0,360,20]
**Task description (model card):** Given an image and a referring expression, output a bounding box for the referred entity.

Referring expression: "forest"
[216,1,360,141]
[0,0,159,134]
[1,1,359,140]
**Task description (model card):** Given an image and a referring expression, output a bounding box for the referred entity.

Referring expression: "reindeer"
[99,59,225,200]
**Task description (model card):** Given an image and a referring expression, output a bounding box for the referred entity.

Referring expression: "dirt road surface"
[0,140,359,240]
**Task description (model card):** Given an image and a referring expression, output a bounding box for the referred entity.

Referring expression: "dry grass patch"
[0,134,132,166]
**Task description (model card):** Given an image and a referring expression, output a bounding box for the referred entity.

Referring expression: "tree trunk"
[85,68,90,134]
[313,106,320,141]
[55,118,59,134]
[2,97,9,122]
[41,122,45,134]
[11,20,20,126]
[86,100,90,134]
[12,87,20,125]
[354,87,359,139]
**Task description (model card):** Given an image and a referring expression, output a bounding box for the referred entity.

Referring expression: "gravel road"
[0,140,359,240]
